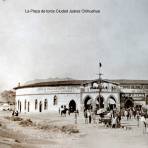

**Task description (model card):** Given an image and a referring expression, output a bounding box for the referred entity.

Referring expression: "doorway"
[39,101,42,112]
[84,96,92,110]
[108,96,116,110]
[124,98,134,108]
[69,100,76,113]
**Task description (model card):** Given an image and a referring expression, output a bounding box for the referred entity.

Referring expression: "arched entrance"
[96,96,104,109]
[39,101,42,112]
[124,98,134,108]
[69,100,76,113]
[18,100,20,111]
[107,96,116,110]
[84,96,92,110]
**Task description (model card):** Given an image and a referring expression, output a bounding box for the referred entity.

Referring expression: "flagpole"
[98,61,102,109]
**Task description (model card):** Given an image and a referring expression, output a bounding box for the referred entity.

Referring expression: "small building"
[111,79,148,109]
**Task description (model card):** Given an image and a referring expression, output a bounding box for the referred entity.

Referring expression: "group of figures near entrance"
[83,105,148,130]
[121,106,148,125]
[83,108,121,128]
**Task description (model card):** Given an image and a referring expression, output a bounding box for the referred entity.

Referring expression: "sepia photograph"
[0,0,148,148]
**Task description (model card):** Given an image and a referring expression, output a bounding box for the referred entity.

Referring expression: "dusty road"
[0,111,148,148]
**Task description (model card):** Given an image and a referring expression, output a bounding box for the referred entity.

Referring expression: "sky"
[0,0,148,91]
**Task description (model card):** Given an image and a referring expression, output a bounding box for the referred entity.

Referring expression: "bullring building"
[14,79,148,113]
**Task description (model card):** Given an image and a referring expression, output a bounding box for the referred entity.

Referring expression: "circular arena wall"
[15,85,81,113]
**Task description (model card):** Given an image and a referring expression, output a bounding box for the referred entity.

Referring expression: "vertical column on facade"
[80,85,84,111]
[117,93,121,111]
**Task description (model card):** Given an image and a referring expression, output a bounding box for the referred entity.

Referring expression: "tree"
[0,90,16,104]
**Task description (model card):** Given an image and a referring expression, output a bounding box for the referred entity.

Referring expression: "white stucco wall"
[15,82,121,114]
[15,86,81,113]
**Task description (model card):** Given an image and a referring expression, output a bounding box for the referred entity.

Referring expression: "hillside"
[24,77,74,85]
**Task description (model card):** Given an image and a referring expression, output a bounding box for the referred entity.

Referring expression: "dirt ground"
[0,111,148,148]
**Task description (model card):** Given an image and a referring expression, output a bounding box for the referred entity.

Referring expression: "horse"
[61,108,68,117]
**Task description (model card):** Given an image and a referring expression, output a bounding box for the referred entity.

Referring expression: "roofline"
[83,79,119,86]
[13,79,148,90]
[110,79,148,85]
[13,80,89,90]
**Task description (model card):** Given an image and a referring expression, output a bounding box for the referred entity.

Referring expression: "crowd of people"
[57,104,148,133]
[12,110,19,116]
[121,107,148,132]
[83,108,121,127]
[121,107,146,120]
[83,106,148,131]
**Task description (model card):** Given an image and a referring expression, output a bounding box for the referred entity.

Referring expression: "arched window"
[39,101,42,112]
[84,96,92,110]
[35,99,38,110]
[44,99,48,110]
[53,95,58,105]
[107,96,116,110]
[24,100,26,110]
[18,100,20,110]
[28,102,30,112]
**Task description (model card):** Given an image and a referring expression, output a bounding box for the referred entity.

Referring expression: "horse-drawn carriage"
[96,109,112,126]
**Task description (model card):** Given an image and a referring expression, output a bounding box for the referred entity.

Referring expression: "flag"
[99,62,102,67]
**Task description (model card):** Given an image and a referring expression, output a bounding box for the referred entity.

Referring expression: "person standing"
[15,110,19,116]
[129,108,133,119]
[92,111,96,124]
[87,110,92,124]
[136,110,140,127]
[117,112,121,128]
[76,109,79,116]
[12,110,15,116]
[124,110,128,120]
[68,109,70,115]
[74,111,78,124]
[112,116,117,128]
[141,115,147,134]
[84,109,88,124]
[133,108,136,119]
[58,108,60,115]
